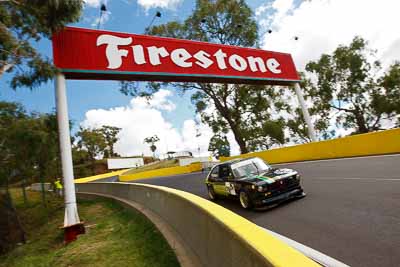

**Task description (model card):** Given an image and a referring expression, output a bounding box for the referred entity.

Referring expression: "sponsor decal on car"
[253,175,276,184]
[225,182,237,195]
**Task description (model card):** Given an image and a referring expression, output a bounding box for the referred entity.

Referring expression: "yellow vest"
[55,180,63,189]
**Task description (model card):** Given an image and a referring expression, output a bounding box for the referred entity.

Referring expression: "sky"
[1,0,399,157]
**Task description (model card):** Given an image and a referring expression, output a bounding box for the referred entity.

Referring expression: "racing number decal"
[225,182,236,196]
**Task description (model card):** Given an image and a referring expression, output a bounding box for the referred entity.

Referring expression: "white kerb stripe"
[262,227,350,267]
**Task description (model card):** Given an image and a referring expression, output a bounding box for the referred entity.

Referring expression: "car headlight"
[295,174,301,181]
[251,185,256,190]
[257,186,265,192]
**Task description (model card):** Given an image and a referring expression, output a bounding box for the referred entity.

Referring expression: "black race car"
[205,157,305,209]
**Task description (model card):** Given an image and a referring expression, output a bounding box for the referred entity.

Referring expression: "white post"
[55,73,80,227]
[294,83,317,142]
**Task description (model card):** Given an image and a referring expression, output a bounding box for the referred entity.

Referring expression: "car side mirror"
[211,173,218,178]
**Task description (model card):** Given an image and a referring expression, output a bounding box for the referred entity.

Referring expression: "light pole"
[146,11,161,31]
[97,4,107,30]
[196,128,201,157]
[195,118,202,157]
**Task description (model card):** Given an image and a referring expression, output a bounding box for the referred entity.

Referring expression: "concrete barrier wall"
[74,162,202,184]
[76,182,318,267]
[119,162,202,182]
[74,169,129,183]
[221,128,400,164]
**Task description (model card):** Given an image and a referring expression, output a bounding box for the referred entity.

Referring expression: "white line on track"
[272,153,400,166]
[306,177,400,181]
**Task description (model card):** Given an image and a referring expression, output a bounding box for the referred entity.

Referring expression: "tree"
[208,134,230,159]
[0,102,26,190]
[0,186,26,253]
[0,102,73,253]
[99,125,121,158]
[8,116,45,203]
[74,125,121,175]
[5,112,61,206]
[144,135,160,158]
[0,102,28,252]
[76,127,107,173]
[305,37,400,135]
[0,102,63,251]
[0,0,83,88]
[375,62,400,127]
[41,113,62,181]
[120,0,287,154]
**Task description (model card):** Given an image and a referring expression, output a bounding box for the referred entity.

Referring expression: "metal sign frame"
[52,27,316,241]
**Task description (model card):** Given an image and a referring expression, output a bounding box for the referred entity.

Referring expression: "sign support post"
[294,82,317,142]
[55,73,84,242]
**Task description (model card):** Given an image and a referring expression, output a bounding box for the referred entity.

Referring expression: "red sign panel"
[52,27,300,85]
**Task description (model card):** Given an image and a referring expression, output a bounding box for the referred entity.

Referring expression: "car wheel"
[207,185,217,200]
[239,191,252,209]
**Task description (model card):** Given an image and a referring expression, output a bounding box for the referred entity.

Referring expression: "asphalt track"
[127,154,400,267]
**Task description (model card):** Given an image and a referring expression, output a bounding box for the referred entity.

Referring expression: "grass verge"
[0,189,180,267]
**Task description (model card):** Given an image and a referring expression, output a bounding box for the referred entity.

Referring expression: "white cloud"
[254,0,400,140]
[80,89,215,157]
[137,0,182,10]
[130,89,176,111]
[91,10,111,27]
[83,0,111,27]
[84,0,104,8]
[255,3,270,17]
[271,0,294,25]
[180,118,212,156]
[199,100,241,156]
[258,0,400,70]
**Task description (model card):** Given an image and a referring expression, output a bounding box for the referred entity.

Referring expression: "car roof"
[217,157,257,166]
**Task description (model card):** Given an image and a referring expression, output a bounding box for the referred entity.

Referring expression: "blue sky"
[0,0,275,133]
[0,0,200,132]
[0,0,274,156]
[1,0,399,156]
[0,0,272,132]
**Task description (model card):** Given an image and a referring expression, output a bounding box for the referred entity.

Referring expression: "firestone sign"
[52,27,300,85]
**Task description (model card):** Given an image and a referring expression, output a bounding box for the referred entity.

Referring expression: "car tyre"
[207,185,217,200]
[239,190,253,209]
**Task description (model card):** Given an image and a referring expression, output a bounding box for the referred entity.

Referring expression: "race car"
[205,157,305,209]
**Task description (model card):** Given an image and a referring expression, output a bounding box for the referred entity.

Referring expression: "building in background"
[107,157,144,170]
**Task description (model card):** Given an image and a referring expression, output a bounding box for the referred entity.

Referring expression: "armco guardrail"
[119,162,202,182]
[76,182,319,267]
[30,183,52,191]
[221,128,400,164]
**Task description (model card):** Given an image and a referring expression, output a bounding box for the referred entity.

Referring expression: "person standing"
[54,178,63,197]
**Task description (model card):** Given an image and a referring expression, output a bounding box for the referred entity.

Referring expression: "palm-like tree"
[144,135,160,159]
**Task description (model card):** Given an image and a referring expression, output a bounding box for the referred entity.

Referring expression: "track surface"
[128,155,400,267]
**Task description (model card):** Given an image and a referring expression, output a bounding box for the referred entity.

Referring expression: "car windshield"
[231,158,270,178]
[252,157,271,172]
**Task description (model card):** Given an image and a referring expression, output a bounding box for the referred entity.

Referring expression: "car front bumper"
[254,187,305,207]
